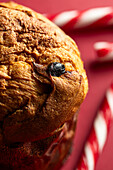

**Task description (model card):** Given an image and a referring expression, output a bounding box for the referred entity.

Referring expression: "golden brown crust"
[0,2,88,144]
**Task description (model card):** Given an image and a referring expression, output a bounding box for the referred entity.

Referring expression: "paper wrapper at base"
[0,113,77,170]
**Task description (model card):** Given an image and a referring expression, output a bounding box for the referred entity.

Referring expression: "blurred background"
[0,0,113,170]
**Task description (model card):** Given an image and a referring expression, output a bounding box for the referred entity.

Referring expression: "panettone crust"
[0,2,88,144]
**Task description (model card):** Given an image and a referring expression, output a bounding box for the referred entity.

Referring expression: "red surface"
[1,0,113,170]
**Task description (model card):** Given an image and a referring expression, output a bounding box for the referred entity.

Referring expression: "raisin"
[47,62,65,77]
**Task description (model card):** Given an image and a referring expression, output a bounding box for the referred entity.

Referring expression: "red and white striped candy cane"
[94,42,113,61]
[76,83,113,170]
[45,7,113,31]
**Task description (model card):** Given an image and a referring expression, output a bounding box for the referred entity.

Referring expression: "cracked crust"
[0,2,88,144]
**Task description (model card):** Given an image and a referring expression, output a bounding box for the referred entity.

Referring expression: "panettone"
[0,2,88,145]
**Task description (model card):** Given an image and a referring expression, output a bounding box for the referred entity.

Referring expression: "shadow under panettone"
[0,114,77,170]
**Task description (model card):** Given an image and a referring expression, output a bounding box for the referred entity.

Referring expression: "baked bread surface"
[0,2,88,144]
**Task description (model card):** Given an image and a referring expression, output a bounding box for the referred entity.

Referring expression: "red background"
[0,0,113,170]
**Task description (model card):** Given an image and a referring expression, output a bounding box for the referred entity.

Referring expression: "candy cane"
[76,83,113,170]
[94,42,113,61]
[45,7,113,31]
